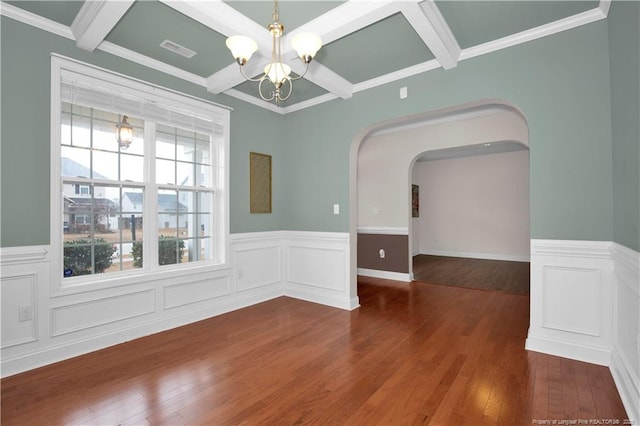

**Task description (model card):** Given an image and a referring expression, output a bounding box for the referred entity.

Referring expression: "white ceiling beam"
[400,1,460,70]
[159,1,270,48]
[289,60,354,100]
[70,0,134,51]
[206,54,268,95]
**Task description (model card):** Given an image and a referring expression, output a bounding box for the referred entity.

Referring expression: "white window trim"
[50,54,231,297]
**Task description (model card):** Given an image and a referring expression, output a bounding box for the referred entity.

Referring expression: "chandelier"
[225,0,322,106]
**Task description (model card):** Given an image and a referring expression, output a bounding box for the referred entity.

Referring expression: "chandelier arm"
[258,78,275,102]
[278,78,293,102]
[288,62,310,81]
[238,64,264,82]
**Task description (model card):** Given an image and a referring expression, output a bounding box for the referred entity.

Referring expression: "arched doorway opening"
[349,99,530,305]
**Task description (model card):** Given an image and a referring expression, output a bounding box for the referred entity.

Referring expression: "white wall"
[357,108,529,231]
[417,150,530,261]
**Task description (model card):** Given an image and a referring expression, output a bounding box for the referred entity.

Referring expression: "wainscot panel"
[0,246,48,348]
[526,240,613,366]
[232,232,282,293]
[52,289,155,336]
[163,275,231,310]
[610,243,640,423]
[284,231,356,310]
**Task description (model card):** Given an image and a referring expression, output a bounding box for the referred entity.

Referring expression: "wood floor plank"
[1,262,629,425]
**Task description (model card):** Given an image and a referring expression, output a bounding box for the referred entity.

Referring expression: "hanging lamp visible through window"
[116,115,133,150]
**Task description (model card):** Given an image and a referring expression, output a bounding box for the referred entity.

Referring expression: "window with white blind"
[51,56,230,291]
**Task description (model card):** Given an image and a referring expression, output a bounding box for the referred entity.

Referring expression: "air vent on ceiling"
[160,39,197,59]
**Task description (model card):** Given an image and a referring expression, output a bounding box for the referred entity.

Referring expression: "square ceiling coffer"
[160,40,197,59]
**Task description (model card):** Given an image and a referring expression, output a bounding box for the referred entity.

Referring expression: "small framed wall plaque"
[250,152,272,213]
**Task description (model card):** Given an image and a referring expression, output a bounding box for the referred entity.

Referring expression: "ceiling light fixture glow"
[225,0,322,106]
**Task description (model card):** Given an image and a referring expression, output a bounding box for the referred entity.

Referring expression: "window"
[52,56,229,290]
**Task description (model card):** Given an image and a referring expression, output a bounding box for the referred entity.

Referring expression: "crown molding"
[598,0,612,17]
[0,2,73,40]
[98,41,207,88]
[460,6,608,61]
[354,59,441,94]
[280,93,339,114]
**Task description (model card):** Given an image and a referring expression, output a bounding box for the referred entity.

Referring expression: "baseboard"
[357,268,411,282]
[419,250,530,262]
[610,348,640,423]
[285,287,359,311]
[1,288,282,378]
[525,333,611,366]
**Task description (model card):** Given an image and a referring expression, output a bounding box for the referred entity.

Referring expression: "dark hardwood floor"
[413,254,531,295]
[1,278,628,425]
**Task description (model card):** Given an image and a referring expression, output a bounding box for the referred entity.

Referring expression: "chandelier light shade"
[226,35,258,66]
[115,115,134,150]
[264,62,291,84]
[226,0,322,106]
[291,33,322,63]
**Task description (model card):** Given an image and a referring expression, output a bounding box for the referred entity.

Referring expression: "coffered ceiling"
[2,0,609,114]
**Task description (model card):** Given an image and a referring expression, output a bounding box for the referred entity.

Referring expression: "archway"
[348,99,530,306]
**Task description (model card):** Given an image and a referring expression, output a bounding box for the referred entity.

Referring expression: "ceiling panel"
[315,13,435,84]
[4,0,83,26]
[104,0,230,78]
[224,1,346,33]
[436,0,599,49]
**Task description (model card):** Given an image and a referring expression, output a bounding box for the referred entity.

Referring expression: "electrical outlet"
[379,249,385,259]
[333,204,340,215]
[18,305,33,322]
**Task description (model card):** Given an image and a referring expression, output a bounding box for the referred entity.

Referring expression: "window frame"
[50,55,230,296]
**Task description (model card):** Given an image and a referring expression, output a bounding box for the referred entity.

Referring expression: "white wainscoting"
[1,246,48,349]
[526,239,614,365]
[284,231,358,310]
[610,242,640,423]
[526,239,639,420]
[1,231,355,377]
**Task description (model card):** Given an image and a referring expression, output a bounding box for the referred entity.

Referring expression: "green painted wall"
[0,13,626,247]
[608,1,640,252]
[282,20,615,242]
[0,17,284,247]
